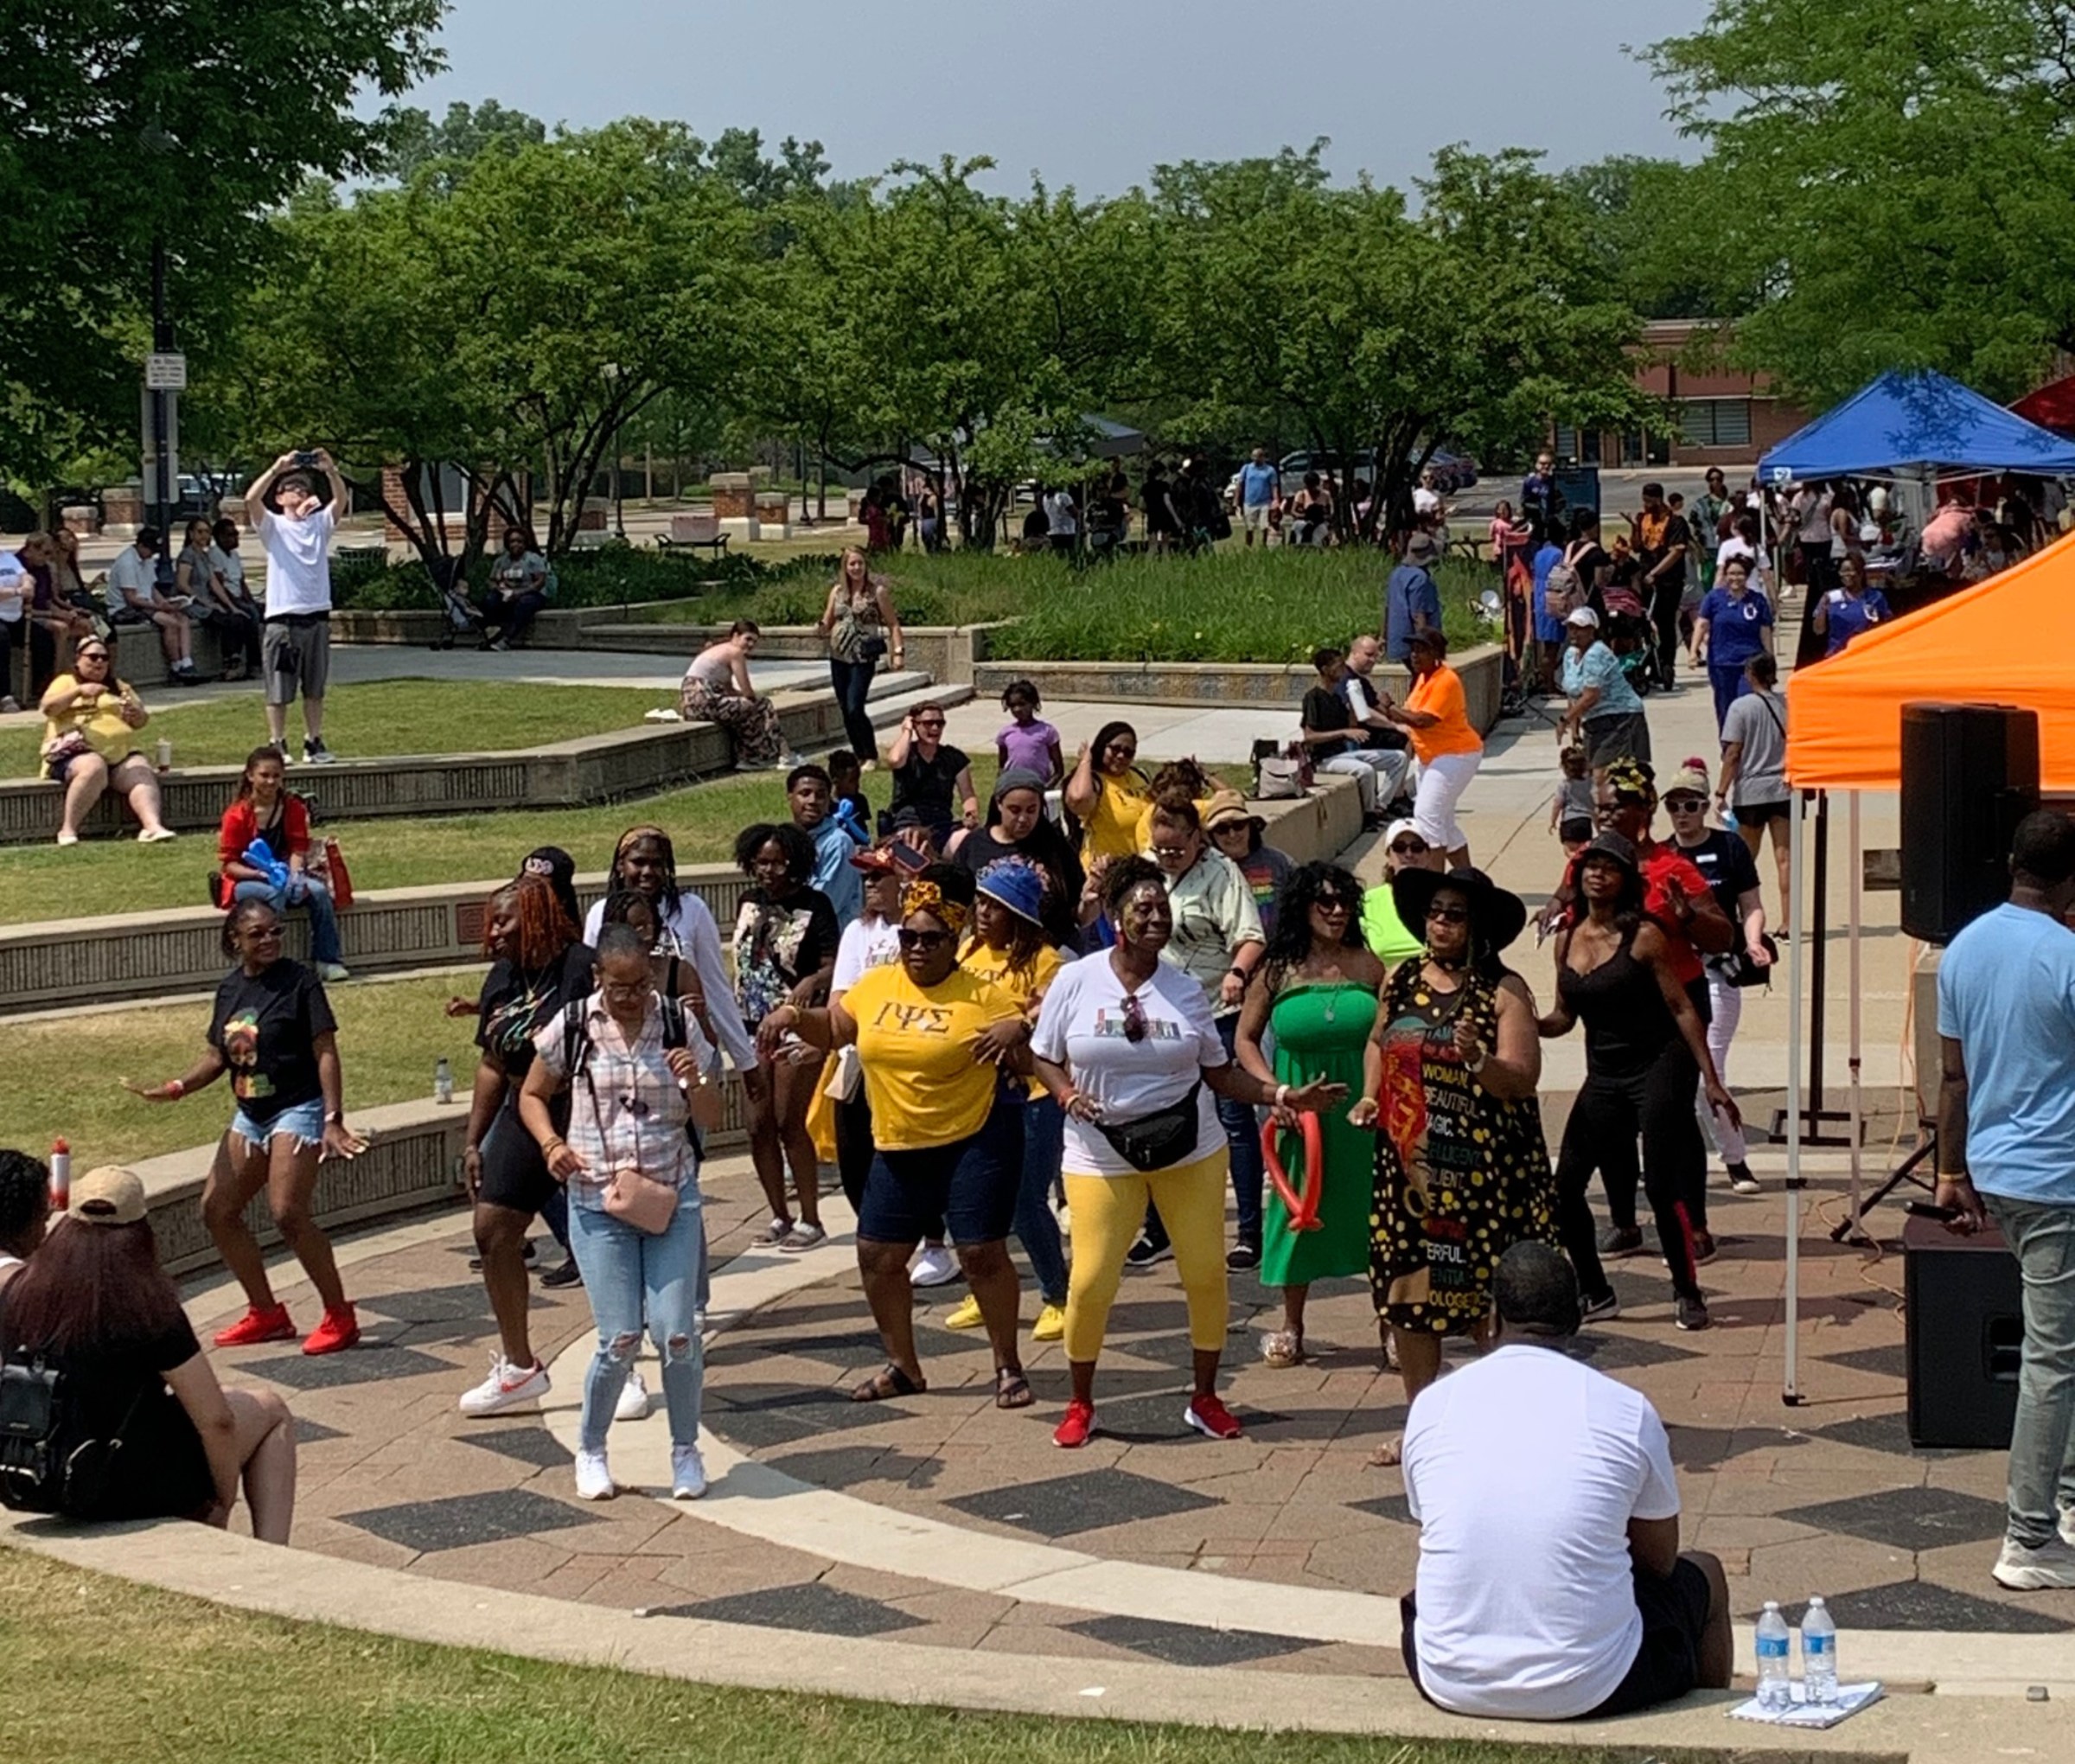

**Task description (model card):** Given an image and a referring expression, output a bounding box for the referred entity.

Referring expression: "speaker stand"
[1830,1134,1937,1245]
[1769,790,1859,1147]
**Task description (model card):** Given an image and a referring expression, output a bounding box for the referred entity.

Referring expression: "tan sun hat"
[1201,789,1259,834]
[69,1166,146,1227]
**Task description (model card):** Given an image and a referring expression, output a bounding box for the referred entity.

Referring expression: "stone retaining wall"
[0,776,1362,1013]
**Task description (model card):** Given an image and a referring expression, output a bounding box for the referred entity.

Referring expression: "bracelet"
[1936,1171,1970,1183]
[540,1135,566,1153]
[1274,1083,1291,1108]
[164,1077,185,1100]
[1466,1051,1488,1076]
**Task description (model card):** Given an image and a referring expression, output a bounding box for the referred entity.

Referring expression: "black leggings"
[1555,1045,1705,1302]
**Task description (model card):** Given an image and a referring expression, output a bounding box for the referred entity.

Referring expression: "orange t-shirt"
[1407,666,1482,764]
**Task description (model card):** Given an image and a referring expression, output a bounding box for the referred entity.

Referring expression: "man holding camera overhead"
[246,448,347,764]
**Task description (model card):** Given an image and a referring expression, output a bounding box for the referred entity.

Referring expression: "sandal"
[1368,1436,1404,1469]
[757,1218,795,1247]
[778,1222,827,1253]
[851,1363,925,1403]
[1261,1329,1304,1369]
[994,1365,1034,1410]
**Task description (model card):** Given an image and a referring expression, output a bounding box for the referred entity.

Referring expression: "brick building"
[1552,320,1812,470]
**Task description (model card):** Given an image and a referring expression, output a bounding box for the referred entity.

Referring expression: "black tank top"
[1557,923,1676,1078]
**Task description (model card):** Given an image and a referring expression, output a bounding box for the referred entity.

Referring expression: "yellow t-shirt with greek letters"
[842,962,1018,1149]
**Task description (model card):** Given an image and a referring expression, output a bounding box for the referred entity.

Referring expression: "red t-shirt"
[1558,839,1712,987]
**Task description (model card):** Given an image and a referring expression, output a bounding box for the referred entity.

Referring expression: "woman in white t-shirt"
[1031,856,1344,1450]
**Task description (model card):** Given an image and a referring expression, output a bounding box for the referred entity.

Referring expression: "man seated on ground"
[1299,646,1407,828]
[0,1147,50,1288]
[1400,1241,1731,1721]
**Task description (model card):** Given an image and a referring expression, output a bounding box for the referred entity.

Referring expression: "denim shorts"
[859,1091,1023,1247]
[229,1096,326,1152]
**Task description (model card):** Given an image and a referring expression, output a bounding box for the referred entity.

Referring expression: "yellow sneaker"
[1031,1302,1066,1343]
[943,1293,984,1330]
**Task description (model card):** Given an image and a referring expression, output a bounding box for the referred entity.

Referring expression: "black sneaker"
[1599,1224,1644,1257]
[1727,1162,1760,1195]
[539,1257,584,1288]
[1125,1229,1172,1269]
[1675,1294,1711,1332]
[303,736,335,764]
[1581,1289,1621,1324]
[1225,1237,1261,1273]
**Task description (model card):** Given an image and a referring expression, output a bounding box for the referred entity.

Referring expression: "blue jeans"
[1984,1195,2075,1548]
[1217,1014,1265,1243]
[827,655,878,758]
[1708,662,1749,736]
[565,1187,705,1451]
[1016,1091,1069,1306]
[233,875,342,965]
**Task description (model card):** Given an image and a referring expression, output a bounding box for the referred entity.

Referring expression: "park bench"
[654,512,731,559]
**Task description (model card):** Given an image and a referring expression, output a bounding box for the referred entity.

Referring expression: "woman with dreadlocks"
[581,825,759,1084]
[454,872,599,1418]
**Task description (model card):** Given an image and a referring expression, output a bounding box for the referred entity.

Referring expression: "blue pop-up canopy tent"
[1759,368,2075,482]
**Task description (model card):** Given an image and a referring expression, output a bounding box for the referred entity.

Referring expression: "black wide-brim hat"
[1391,866,1529,956]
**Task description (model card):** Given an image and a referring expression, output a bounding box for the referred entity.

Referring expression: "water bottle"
[155,737,173,773]
[48,1138,70,1212]
[1755,1601,1792,1710]
[1800,1596,1837,1705]
[433,1057,454,1105]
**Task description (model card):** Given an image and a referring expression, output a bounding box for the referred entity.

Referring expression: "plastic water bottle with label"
[1755,1601,1792,1710]
[433,1057,454,1105]
[1799,1596,1837,1705]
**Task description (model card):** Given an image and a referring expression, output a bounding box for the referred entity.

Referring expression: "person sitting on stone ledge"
[0,1147,50,1290]
[1398,1240,1731,1721]
[0,1166,299,1542]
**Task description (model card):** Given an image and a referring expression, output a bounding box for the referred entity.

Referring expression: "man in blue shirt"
[1937,810,2075,1591]
[1236,446,1281,547]
[788,764,864,927]
[1386,532,1444,662]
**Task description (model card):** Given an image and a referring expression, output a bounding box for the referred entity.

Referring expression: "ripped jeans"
[565,1184,705,1451]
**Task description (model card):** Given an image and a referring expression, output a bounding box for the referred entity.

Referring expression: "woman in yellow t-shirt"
[953,860,1070,1342]
[1063,719,1151,862]
[38,639,175,846]
[759,864,1035,1409]
[1382,628,1484,871]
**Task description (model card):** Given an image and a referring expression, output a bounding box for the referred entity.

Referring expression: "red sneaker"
[302,1304,360,1356]
[1184,1391,1243,1441]
[1052,1397,1096,1449]
[214,1304,297,1349]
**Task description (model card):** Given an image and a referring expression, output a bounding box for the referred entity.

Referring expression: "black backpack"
[0,1348,150,1517]
[559,991,714,1153]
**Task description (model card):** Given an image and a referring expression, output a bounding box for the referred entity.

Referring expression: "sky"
[393,0,1712,195]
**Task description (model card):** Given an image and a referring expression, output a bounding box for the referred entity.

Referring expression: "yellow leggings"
[1063,1150,1230,1364]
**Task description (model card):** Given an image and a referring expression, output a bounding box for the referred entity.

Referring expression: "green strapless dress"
[1261,980,1378,1288]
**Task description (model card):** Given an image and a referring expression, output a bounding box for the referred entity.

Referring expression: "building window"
[1553,424,1578,460]
[1677,399,1753,449]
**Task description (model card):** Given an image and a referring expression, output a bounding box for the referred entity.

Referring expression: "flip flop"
[851,1363,925,1403]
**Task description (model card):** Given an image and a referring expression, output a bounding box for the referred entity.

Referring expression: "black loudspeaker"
[1904,1213,2023,1449]
[1899,702,2040,943]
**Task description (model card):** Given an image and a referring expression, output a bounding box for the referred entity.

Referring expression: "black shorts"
[1400,1556,1711,1721]
[859,1091,1022,1247]
[1735,799,1790,826]
[1583,710,1651,770]
[476,1095,560,1217]
[1559,815,1593,846]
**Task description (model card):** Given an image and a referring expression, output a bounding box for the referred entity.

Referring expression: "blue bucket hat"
[975,858,1046,927]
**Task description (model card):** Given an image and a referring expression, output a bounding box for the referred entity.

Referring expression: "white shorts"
[1242,502,1274,532]
[1413,749,1481,853]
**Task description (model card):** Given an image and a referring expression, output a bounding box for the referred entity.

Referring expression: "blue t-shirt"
[808,815,864,928]
[1386,564,1442,662]
[1698,587,1774,671]
[1237,462,1280,508]
[1938,902,2075,1204]
[1822,588,1892,656]
[1560,639,1644,719]
[1530,542,1565,641]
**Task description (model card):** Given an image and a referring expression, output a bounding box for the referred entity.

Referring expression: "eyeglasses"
[897,928,949,952]
[1388,840,1427,857]
[1120,992,1148,1044]
[1426,904,1472,924]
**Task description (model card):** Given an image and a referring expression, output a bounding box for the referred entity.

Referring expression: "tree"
[0,0,444,481]
[1650,0,2075,403]
[380,99,547,189]
[1557,156,1721,322]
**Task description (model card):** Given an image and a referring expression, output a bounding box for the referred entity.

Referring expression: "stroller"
[428,558,488,650]
[1599,581,1656,697]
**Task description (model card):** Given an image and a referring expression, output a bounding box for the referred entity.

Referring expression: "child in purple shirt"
[994,679,1064,784]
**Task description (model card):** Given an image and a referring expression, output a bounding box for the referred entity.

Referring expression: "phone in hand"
[292,451,320,468]
[1905,1199,1961,1223]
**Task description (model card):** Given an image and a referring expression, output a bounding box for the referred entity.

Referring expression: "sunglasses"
[1389,840,1427,856]
[77,650,109,662]
[1120,992,1148,1044]
[897,928,950,952]
[1150,842,1191,859]
[1315,897,1353,913]
[1663,796,1706,812]
[1427,904,1472,924]
[915,720,945,732]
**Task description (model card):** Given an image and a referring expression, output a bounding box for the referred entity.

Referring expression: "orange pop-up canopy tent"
[1786,527,2075,791]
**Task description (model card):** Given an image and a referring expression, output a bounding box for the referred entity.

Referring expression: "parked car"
[1424,449,1479,494]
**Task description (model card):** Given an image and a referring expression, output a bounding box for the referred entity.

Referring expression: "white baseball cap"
[1566,606,1601,629]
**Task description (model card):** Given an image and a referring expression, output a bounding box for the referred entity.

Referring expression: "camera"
[292,451,320,468]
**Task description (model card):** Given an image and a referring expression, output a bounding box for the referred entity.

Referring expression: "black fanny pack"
[1094,1081,1203,1173]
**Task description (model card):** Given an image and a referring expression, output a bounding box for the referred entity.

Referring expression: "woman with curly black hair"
[734,821,840,1249]
[1235,863,1385,1366]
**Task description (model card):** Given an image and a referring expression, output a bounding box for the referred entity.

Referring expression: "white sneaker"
[2062,1505,2075,1550]
[615,1368,649,1422]
[316,961,351,983]
[671,1443,708,1499]
[1993,1535,2075,1590]
[910,1243,959,1288]
[573,1448,616,1500]
[456,1352,549,1416]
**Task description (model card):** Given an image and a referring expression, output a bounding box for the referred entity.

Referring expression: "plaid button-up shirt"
[533,995,695,1206]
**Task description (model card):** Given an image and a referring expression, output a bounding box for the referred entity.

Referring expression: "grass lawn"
[0,681,673,779]
[0,1552,1614,1764]
[660,546,1489,662]
[0,974,477,1166]
[0,757,1248,927]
